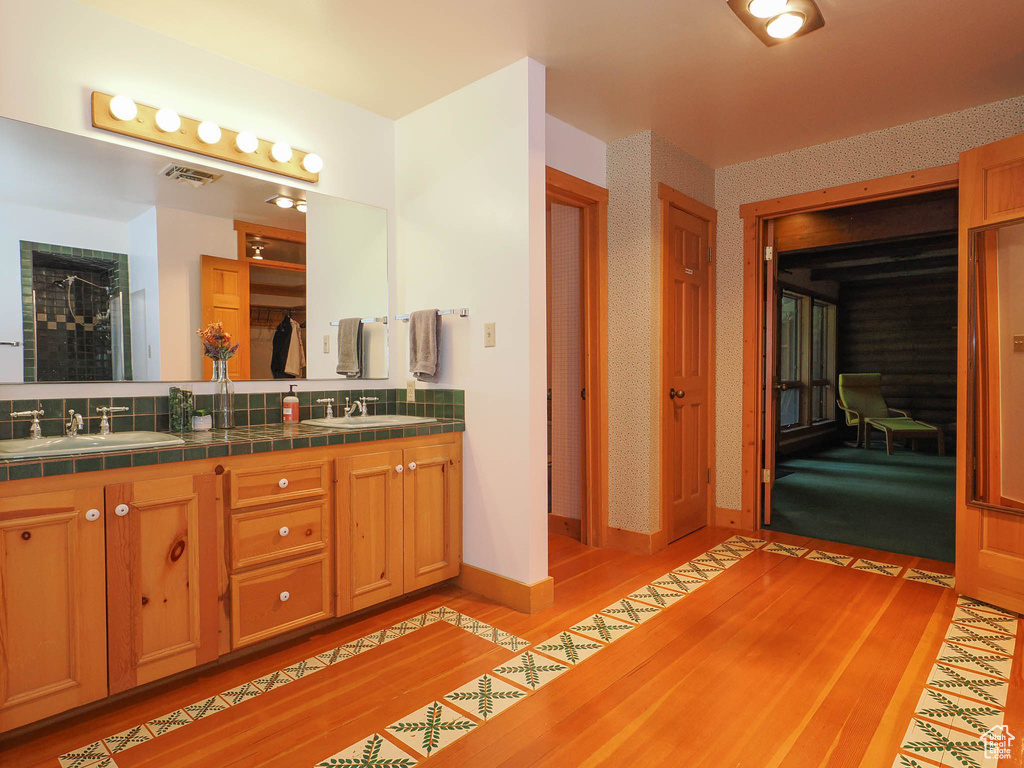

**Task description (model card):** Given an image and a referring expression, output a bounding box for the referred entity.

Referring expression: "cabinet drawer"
[230,501,328,570]
[230,555,331,649]
[227,461,328,509]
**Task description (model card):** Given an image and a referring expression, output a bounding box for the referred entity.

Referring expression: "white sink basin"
[0,431,185,460]
[302,414,438,430]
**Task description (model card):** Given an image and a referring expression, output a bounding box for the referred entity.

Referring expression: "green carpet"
[765,444,956,562]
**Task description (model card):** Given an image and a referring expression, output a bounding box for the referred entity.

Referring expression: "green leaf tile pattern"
[926,664,1008,708]
[806,550,853,567]
[900,718,988,768]
[183,695,230,721]
[386,701,477,757]
[913,689,1003,737]
[627,584,687,608]
[569,614,634,643]
[58,742,110,768]
[145,709,192,736]
[104,724,151,754]
[851,559,901,577]
[952,607,1018,637]
[944,624,1016,657]
[534,632,603,665]
[601,598,660,624]
[652,571,706,594]
[763,542,809,558]
[904,568,955,588]
[315,734,418,767]
[672,562,723,581]
[444,674,527,720]
[493,651,569,691]
[936,642,1012,680]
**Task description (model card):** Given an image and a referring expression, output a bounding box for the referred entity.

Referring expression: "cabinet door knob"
[85,508,101,521]
[278,478,289,489]
[279,591,290,602]
[395,464,404,473]
[279,526,290,537]
[408,462,417,471]
[115,504,130,517]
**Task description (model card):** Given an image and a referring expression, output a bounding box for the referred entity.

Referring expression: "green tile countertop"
[0,419,465,483]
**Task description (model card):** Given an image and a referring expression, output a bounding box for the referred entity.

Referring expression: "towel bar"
[330,317,388,326]
[395,308,469,322]
[0,340,21,347]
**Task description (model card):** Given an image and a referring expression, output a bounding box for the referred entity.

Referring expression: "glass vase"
[212,359,235,429]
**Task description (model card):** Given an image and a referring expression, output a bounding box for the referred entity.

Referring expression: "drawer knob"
[279,526,290,537]
[85,508,101,522]
[278,478,289,489]
[395,464,404,473]
[279,591,290,602]
[115,504,130,517]
[408,462,417,471]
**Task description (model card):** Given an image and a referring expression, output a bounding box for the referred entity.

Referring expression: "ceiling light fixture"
[275,197,294,209]
[154,108,181,133]
[91,91,323,182]
[747,0,788,18]
[296,201,307,213]
[727,0,823,46]
[266,194,307,212]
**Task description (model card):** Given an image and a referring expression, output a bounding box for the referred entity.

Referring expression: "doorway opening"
[761,188,958,561]
[545,167,609,552]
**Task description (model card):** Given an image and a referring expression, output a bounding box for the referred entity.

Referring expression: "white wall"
[127,208,160,381]
[545,115,607,188]
[396,58,549,586]
[154,208,237,381]
[0,0,395,399]
[0,202,131,381]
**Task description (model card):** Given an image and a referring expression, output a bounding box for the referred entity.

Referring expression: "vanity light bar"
[91,92,321,183]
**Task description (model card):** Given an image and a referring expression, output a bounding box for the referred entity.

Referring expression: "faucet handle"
[315,398,334,404]
[12,409,44,439]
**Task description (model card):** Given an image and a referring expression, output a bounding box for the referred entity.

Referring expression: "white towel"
[408,309,440,381]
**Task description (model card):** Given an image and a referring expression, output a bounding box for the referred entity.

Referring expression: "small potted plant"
[196,322,240,428]
[192,409,212,432]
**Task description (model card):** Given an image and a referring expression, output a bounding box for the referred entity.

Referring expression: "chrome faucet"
[316,398,335,418]
[12,408,44,439]
[342,397,361,418]
[65,409,84,437]
[96,406,130,435]
[360,396,379,416]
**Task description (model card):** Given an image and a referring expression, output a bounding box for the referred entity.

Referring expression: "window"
[778,291,836,430]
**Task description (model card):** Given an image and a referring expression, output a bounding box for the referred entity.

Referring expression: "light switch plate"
[1014,334,1024,353]
[407,379,416,401]
[484,322,496,348]
[322,335,330,354]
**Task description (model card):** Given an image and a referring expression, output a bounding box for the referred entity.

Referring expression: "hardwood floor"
[3,527,1019,768]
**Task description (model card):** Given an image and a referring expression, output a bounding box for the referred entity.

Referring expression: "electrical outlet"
[322,335,330,354]
[407,379,416,401]
[484,322,496,348]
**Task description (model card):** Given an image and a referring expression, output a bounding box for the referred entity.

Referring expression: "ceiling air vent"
[158,164,223,188]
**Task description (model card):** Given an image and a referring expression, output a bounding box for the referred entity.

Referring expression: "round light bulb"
[154,108,181,133]
[296,201,307,213]
[301,153,323,174]
[275,197,294,209]
[766,11,805,38]
[197,121,222,145]
[270,142,293,163]
[235,131,259,154]
[109,95,138,122]
[748,0,788,19]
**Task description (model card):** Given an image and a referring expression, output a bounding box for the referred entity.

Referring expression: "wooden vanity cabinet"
[104,474,220,694]
[0,488,108,733]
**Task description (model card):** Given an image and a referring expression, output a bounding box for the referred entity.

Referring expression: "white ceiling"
[76,0,1024,168]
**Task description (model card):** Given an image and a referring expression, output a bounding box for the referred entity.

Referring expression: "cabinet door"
[336,450,404,612]
[0,488,107,733]
[403,442,462,591]
[105,474,219,694]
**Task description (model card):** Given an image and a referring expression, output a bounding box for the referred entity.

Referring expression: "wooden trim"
[713,507,753,529]
[657,184,718,541]
[603,526,664,555]
[546,166,609,549]
[455,563,554,614]
[547,513,582,540]
[741,164,959,531]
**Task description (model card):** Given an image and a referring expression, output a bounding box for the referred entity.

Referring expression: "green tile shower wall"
[0,388,465,442]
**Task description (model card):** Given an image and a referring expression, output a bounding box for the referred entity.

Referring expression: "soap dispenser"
[283,384,300,423]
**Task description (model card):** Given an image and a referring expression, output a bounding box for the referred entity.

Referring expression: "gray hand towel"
[335,318,363,378]
[409,309,441,381]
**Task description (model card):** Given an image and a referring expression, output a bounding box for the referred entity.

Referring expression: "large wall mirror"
[968,219,1024,512]
[0,116,388,383]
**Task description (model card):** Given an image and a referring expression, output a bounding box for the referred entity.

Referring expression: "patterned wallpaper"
[607,131,715,533]
[712,95,1024,511]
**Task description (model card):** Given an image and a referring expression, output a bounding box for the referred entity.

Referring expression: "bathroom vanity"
[0,422,463,733]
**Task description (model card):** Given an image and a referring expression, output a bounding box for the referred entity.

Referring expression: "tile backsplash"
[0,387,465,441]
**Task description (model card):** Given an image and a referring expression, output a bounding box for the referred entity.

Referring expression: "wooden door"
[336,450,405,611]
[403,442,462,591]
[957,130,1024,613]
[105,474,219,694]
[0,488,107,733]
[200,254,250,380]
[762,219,778,525]
[662,196,712,542]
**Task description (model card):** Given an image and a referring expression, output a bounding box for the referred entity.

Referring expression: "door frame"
[738,164,959,529]
[658,184,718,543]
[545,167,609,548]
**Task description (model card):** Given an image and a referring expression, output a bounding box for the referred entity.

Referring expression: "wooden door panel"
[404,443,461,590]
[200,253,250,381]
[336,451,404,612]
[984,159,1024,220]
[0,489,107,733]
[106,475,218,694]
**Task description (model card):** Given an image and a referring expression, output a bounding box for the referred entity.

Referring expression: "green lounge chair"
[836,373,945,456]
